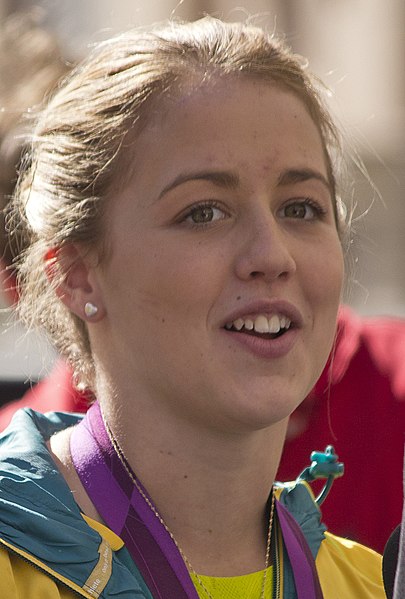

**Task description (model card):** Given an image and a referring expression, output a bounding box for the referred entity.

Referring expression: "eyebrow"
[277,168,332,192]
[158,170,240,200]
[158,167,332,200]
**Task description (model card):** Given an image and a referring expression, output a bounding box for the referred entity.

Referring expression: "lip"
[220,299,303,360]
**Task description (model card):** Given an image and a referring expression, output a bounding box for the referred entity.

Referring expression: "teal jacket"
[0,409,384,598]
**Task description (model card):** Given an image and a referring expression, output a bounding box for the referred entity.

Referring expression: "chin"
[221,390,301,433]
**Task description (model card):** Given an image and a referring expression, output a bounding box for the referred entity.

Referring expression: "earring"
[84,302,98,318]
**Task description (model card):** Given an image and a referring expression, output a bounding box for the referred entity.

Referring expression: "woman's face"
[93,78,344,432]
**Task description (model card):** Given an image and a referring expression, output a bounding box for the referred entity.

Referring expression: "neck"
[100,395,288,576]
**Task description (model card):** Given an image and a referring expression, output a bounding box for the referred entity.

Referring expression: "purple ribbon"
[70,402,323,598]
[71,403,197,598]
[276,502,324,599]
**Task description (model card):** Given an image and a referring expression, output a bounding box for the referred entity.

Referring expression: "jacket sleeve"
[315,531,385,598]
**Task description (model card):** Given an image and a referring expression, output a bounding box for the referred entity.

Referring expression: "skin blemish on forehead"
[260,163,272,174]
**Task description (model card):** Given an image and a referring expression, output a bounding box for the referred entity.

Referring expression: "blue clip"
[297,445,344,506]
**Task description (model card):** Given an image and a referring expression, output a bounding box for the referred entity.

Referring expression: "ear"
[44,244,105,322]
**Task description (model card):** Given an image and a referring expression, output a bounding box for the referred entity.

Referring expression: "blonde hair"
[9,17,345,391]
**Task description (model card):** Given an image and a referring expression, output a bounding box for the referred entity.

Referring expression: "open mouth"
[224,314,292,340]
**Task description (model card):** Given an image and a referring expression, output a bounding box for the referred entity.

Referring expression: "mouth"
[223,313,293,340]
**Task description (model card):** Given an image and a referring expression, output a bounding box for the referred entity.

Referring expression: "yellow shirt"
[190,566,273,599]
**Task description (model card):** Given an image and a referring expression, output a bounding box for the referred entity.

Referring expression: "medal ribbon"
[70,402,323,598]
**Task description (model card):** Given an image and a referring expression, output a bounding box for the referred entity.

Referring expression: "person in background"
[393,453,405,598]
[1,17,384,597]
[381,449,405,598]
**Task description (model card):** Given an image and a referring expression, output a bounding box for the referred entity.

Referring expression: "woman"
[2,17,384,598]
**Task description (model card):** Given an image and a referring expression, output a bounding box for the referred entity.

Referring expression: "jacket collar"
[0,408,150,597]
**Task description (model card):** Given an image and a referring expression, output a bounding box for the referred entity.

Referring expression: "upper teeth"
[225,314,291,334]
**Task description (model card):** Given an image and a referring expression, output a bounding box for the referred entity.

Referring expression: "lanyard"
[70,402,323,599]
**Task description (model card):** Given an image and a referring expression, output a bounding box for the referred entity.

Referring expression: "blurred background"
[1,0,405,382]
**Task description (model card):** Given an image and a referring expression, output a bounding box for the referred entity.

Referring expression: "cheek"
[297,241,343,343]
[310,241,344,304]
[106,240,222,322]
[302,244,343,378]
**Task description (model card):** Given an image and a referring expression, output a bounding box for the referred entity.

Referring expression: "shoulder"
[275,481,326,559]
[276,481,385,598]
[316,532,385,598]
[0,407,83,448]
[0,408,84,507]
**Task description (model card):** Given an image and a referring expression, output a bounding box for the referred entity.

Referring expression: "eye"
[181,201,228,227]
[280,199,326,221]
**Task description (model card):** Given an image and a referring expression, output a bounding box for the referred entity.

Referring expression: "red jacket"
[1,306,404,552]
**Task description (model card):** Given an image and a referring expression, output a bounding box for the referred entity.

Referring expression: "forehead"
[153,75,314,129]
[116,77,328,190]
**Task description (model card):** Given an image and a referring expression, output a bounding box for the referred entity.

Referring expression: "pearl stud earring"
[84,302,98,318]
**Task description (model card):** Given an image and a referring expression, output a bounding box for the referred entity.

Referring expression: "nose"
[234,212,297,282]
